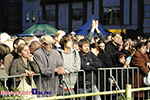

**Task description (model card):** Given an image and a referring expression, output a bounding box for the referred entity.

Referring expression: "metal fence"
[0,74,39,89]
[97,67,139,100]
[0,67,150,100]
[59,67,141,100]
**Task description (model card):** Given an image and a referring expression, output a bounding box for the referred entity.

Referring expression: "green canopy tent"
[19,20,58,36]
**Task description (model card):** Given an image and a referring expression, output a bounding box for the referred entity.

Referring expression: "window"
[72,8,83,21]
[144,5,150,19]
[46,10,55,22]
[32,11,35,23]
[26,11,29,23]
[38,11,42,21]
[103,6,120,25]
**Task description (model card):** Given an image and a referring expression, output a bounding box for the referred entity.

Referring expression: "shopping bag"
[143,71,150,86]
[17,78,37,99]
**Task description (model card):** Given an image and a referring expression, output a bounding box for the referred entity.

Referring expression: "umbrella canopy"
[19,20,58,36]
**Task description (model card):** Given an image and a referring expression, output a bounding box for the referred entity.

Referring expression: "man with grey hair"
[33,35,66,97]
[29,41,41,54]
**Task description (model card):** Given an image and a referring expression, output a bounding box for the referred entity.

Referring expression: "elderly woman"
[131,42,150,99]
[9,44,39,86]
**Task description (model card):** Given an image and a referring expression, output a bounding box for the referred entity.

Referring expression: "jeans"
[79,84,101,100]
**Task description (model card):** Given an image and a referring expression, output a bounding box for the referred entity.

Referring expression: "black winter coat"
[79,52,102,88]
[105,41,129,66]
[97,52,113,68]
[105,41,119,58]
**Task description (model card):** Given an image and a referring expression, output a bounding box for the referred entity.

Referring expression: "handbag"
[17,78,37,99]
[143,71,150,86]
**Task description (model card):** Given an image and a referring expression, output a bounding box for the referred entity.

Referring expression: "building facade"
[21,0,150,38]
[38,0,150,39]
[0,0,22,34]
[22,0,42,32]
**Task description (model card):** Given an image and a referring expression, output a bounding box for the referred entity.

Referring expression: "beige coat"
[9,57,40,75]
[9,57,40,89]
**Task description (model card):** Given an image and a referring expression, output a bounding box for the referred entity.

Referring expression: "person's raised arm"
[95,20,104,42]
[86,20,96,43]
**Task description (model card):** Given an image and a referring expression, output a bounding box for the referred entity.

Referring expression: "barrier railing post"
[126,84,131,100]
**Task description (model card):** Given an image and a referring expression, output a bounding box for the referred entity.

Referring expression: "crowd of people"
[0,20,150,100]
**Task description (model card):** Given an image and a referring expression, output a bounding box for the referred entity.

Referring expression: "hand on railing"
[28,71,35,78]
[18,73,27,81]
[20,73,27,77]
[97,67,102,70]
[55,67,67,75]
[108,78,115,86]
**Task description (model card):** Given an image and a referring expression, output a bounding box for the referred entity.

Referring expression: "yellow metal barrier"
[126,84,150,100]
[31,90,126,100]
[126,84,131,100]
[31,84,150,100]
